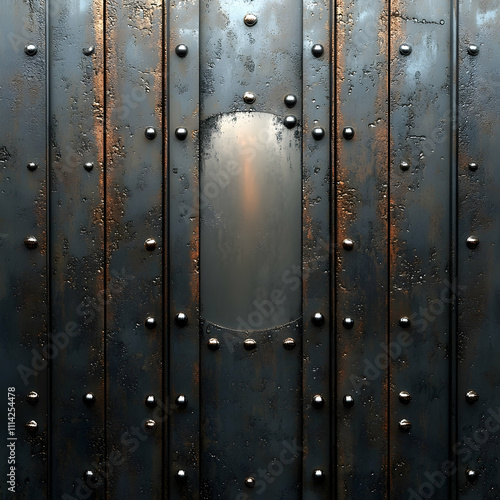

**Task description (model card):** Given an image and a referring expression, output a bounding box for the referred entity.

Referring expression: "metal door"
[1,1,500,499]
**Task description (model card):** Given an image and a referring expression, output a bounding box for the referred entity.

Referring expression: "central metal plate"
[200,112,302,331]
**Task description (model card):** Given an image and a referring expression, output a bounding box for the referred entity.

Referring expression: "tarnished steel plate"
[200,112,301,331]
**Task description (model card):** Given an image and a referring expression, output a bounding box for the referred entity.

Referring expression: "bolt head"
[342,317,354,329]
[145,395,157,407]
[311,312,325,326]
[284,94,298,108]
[465,468,478,482]
[343,127,355,140]
[467,162,478,172]
[244,14,258,26]
[144,238,157,251]
[83,392,95,404]
[399,419,412,432]
[27,162,38,171]
[176,469,188,481]
[465,390,479,404]
[27,391,39,404]
[26,420,38,432]
[175,312,188,328]
[399,43,412,56]
[145,419,156,430]
[175,44,189,57]
[399,391,412,404]
[400,161,410,171]
[243,91,256,104]
[343,395,354,408]
[244,476,256,488]
[284,115,298,129]
[399,316,411,328]
[342,238,354,251]
[468,44,479,56]
[312,127,325,140]
[145,317,157,329]
[83,46,95,56]
[311,44,324,57]
[312,469,325,481]
[207,338,220,351]
[176,395,188,408]
[312,395,325,409]
[84,162,94,172]
[24,236,38,249]
[145,127,157,140]
[25,44,38,56]
[466,236,479,249]
[244,338,257,351]
[175,127,188,141]
[283,338,296,350]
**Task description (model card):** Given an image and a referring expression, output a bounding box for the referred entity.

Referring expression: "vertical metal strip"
[105,1,164,497]
[389,1,452,497]
[0,1,48,497]
[335,0,389,497]
[48,1,105,497]
[457,1,500,497]
[168,1,200,498]
[302,1,331,497]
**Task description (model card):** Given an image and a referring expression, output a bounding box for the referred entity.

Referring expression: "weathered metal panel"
[389,0,452,497]
[335,0,389,497]
[48,1,105,497]
[0,1,48,498]
[457,1,500,497]
[105,0,164,497]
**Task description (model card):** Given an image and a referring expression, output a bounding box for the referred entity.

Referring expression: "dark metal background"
[1,0,499,499]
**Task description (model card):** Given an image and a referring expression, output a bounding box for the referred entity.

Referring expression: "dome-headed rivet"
[25,44,38,56]
[207,338,220,351]
[343,127,355,140]
[284,94,298,108]
[83,46,95,56]
[244,338,257,351]
[145,127,157,140]
[342,317,354,329]
[284,116,298,129]
[466,236,479,249]
[312,469,325,481]
[312,395,325,408]
[283,338,296,350]
[145,419,156,430]
[26,420,38,432]
[311,44,324,57]
[83,392,95,404]
[176,395,188,408]
[245,476,256,488]
[27,162,38,171]
[399,316,411,328]
[465,468,478,482]
[468,162,478,171]
[175,127,188,141]
[24,236,38,249]
[342,238,354,251]
[145,395,157,407]
[244,14,258,27]
[465,390,479,404]
[343,395,354,408]
[175,44,189,57]
[400,161,410,171]
[84,470,94,479]
[176,469,188,482]
[84,162,94,172]
[399,43,412,56]
[399,419,412,432]
[243,91,256,104]
[144,238,157,251]
[399,391,412,404]
[145,317,157,329]
[27,391,39,404]
[468,44,479,56]
[312,127,325,140]
[311,312,325,326]
[175,312,188,328]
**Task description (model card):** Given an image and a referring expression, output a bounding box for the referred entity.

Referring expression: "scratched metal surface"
[1,1,500,499]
